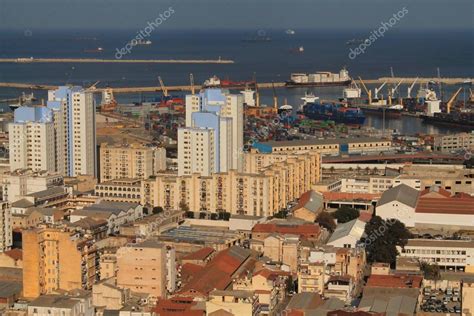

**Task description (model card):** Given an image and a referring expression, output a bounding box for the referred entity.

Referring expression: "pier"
[0,77,471,94]
[0,58,234,64]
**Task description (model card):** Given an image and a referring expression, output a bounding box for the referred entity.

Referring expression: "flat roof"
[258,137,390,148]
[405,239,474,248]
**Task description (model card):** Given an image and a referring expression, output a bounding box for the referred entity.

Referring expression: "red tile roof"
[182,247,215,261]
[358,211,373,223]
[416,196,474,215]
[420,186,452,198]
[366,274,423,289]
[154,296,205,316]
[252,223,321,238]
[179,246,251,295]
[4,249,22,261]
[254,268,290,281]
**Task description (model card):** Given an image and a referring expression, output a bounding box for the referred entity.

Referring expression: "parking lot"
[420,286,462,314]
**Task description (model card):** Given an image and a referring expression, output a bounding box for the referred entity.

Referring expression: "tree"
[210,213,218,220]
[185,211,194,218]
[333,207,359,223]
[199,212,207,219]
[274,210,288,219]
[218,211,231,221]
[420,262,441,281]
[363,216,412,266]
[179,201,189,212]
[152,206,164,214]
[329,166,335,173]
[315,212,336,232]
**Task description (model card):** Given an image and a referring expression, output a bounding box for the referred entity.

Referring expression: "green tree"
[363,216,412,266]
[218,211,231,221]
[152,206,164,214]
[333,207,359,223]
[420,262,441,281]
[274,210,288,219]
[185,211,194,218]
[316,211,336,232]
[199,212,207,219]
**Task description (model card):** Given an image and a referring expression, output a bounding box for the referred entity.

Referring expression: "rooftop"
[405,238,474,248]
[258,137,389,148]
[377,184,419,208]
[366,273,422,289]
[293,190,324,214]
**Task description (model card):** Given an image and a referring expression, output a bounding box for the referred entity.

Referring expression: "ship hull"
[362,108,402,119]
[303,102,366,126]
[421,114,474,129]
[285,79,352,87]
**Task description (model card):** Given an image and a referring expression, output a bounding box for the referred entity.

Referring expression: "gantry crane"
[158,76,168,97]
[190,73,195,94]
[358,76,372,104]
[446,87,462,114]
[407,77,419,98]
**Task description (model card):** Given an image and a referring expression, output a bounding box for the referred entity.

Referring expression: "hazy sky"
[0,0,472,31]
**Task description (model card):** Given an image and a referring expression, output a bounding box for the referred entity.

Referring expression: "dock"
[0,77,470,94]
[0,58,234,64]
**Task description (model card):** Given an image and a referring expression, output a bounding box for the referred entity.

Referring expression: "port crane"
[388,79,404,105]
[407,77,419,98]
[446,87,462,114]
[189,73,195,94]
[158,76,168,97]
[271,81,278,111]
[86,81,100,91]
[358,76,372,104]
[374,81,387,100]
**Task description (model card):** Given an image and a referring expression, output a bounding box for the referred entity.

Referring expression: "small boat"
[84,47,104,53]
[301,92,319,104]
[286,29,296,35]
[290,46,304,54]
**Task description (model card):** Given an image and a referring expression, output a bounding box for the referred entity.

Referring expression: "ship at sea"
[203,75,256,88]
[303,101,365,125]
[286,68,352,87]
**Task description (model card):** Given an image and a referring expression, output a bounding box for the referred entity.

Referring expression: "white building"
[178,127,215,176]
[327,219,366,248]
[8,107,56,173]
[375,184,419,227]
[1,170,63,203]
[398,239,474,272]
[47,86,97,177]
[179,89,243,176]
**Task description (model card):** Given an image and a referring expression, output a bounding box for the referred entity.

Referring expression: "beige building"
[116,240,170,299]
[95,178,142,204]
[262,234,299,272]
[92,280,130,310]
[22,226,97,299]
[0,202,12,252]
[252,137,392,156]
[434,131,474,153]
[143,151,321,216]
[99,143,166,182]
[462,278,474,316]
[206,290,260,316]
[298,262,326,294]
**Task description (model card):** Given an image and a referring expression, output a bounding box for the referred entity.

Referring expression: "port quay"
[0,77,471,94]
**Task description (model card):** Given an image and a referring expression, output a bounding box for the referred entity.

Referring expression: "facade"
[398,239,474,272]
[206,290,260,316]
[116,240,171,299]
[143,151,321,216]
[0,202,12,252]
[1,170,63,203]
[27,292,94,316]
[99,143,166,182]
[434,131,474,153]
[95,178,142,204]
[8,107,56,173]
[298,262,326,294]
[47,86,97,177]
[179,89,244,176]
[252,137,392,156]
[326,219,366,249]
[22,227,97,299]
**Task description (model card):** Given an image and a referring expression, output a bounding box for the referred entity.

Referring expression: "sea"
[0,29,473,135]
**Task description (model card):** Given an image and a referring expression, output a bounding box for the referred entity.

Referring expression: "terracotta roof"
[366,274,423,289]
[253,268,290,280]
[4,249,22,261]
[252,223,321,237]
[358,211,373,223]
[179,246,251,295]
[293,190,324,213]
[420,186,452,198]
[154,296,205,316]
[323,192,381,201]
[415,196,474,215]
[182,247,215,261]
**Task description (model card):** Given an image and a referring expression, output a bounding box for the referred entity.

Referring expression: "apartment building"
[116,240,171,299]
[47,86,96,177]
[434,131,474,153]
[99,143,166,182]
[253,137,392,156]
[8,106,56,173]
[179,89,244,176]
[398,239,474,272]
[94,178,142,204]
[1,169,63,203]
[23,226,98,299]
[206,290,260,316]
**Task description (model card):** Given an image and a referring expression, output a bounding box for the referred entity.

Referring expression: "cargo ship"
[203,76,256,88]
[286,68,351,87]
[361,104,403,119]
[303,102,365,125]
[421,111,474,129]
